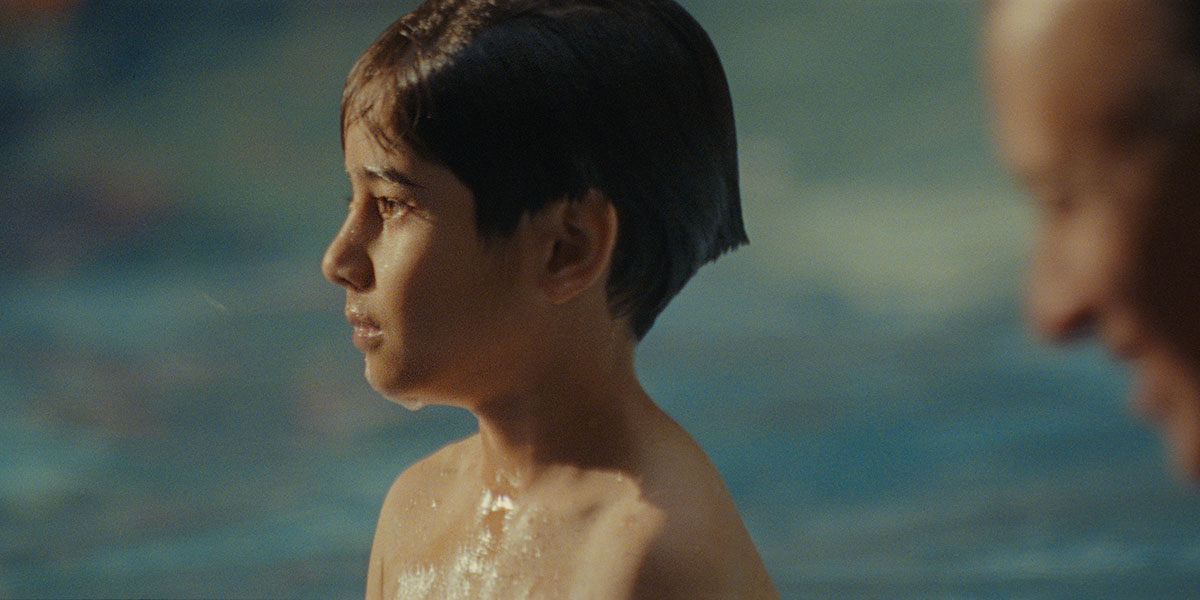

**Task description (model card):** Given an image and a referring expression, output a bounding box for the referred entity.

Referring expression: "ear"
[535,188,618,305]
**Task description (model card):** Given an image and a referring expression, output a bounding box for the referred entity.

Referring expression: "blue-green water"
[3,2,1200,598]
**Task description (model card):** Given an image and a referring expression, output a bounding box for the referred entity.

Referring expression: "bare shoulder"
[382,435,477,508]
[365,435,480,600]
[629,421,779,599]
[572,419,778,599]
[627,502,779,600]
[373,435,478,540]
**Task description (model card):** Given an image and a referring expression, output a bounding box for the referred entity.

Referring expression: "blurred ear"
[533,188,618,305]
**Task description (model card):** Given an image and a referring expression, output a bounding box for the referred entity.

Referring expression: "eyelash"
[374,196,412,219]
[343,194,414,220]
[1039,189,1076,217]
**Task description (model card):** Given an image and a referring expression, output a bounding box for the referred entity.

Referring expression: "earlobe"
[540,188,618,305]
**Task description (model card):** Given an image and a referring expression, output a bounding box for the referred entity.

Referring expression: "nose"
[1025,230,1093,343]
[321,207,374,291]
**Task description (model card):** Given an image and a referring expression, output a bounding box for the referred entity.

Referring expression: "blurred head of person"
[985,0,1200,480]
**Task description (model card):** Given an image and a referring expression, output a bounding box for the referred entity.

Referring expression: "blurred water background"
[3,1,1200,598]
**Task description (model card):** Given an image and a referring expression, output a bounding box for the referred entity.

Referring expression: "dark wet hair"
[340,0,746,339]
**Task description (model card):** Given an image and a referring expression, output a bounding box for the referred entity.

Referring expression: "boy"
[322,0,778,597]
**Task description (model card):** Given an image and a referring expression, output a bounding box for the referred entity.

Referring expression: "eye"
[1028,177,1075,219]
[375,196,414,219]
[1040,190,1075,216]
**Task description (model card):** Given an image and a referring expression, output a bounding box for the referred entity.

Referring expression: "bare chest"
[381,489,643,600]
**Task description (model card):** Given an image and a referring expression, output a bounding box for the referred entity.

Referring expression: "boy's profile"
[321,0,778,598]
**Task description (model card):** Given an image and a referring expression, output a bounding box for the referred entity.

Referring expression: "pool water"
[3,2,1199,598]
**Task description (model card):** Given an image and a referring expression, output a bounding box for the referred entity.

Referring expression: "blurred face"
[986,0,1200,479]
[322,123,538,407]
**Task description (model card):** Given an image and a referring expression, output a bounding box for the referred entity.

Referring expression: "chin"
[1165,405,1200,484]
[363,356,440,410]
[370,376,430,411]
[363,348,407,387]
[1143,364,1200,483]
[388,395,429,411]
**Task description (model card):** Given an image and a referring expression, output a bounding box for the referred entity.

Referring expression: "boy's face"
[323,123,539,406]
[987,0,1200,479]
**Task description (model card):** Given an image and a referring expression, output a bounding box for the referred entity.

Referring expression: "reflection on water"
[3,2,1200,598]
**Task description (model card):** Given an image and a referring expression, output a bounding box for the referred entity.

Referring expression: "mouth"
[345,306,383,351]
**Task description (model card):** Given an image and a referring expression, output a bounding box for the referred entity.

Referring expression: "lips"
[346,306,383,351]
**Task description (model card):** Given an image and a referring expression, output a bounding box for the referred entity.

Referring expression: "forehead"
[341,69,418,153]
[986,0,1173,178]
[344,121,409,172]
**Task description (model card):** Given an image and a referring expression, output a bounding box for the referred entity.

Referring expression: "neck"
[469,326,652,494]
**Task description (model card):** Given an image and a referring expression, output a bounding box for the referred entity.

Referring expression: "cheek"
[395,241,518,348]
[1119,195,1200,371]
[1135,195,1200,303]
[1038,209,1134,301]
[1150,357,1200,481]
[444,258,527,339]
[370,236,460,362]
[375,242,430,312]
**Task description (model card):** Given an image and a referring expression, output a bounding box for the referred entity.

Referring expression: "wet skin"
[323,123,779,599]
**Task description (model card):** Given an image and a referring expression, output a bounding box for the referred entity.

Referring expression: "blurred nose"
[1025,231,1092,343]
[321,208,374,291]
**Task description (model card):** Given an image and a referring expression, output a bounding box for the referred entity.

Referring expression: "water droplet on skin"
[393,397,425,411]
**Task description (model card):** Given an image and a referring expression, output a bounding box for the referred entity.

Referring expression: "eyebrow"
[356,165,422,188]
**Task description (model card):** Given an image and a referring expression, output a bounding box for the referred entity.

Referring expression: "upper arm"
[628,482,779,600]
[362,437,475,599]
[365,471,413,600]
[628,518,723,600]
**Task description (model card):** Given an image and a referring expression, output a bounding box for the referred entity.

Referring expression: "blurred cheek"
[1134,201,1200,347]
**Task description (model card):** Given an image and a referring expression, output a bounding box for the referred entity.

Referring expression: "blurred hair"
[1112,0,1200,144]
[340,0,746,340]
[1179,0,1200,65]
